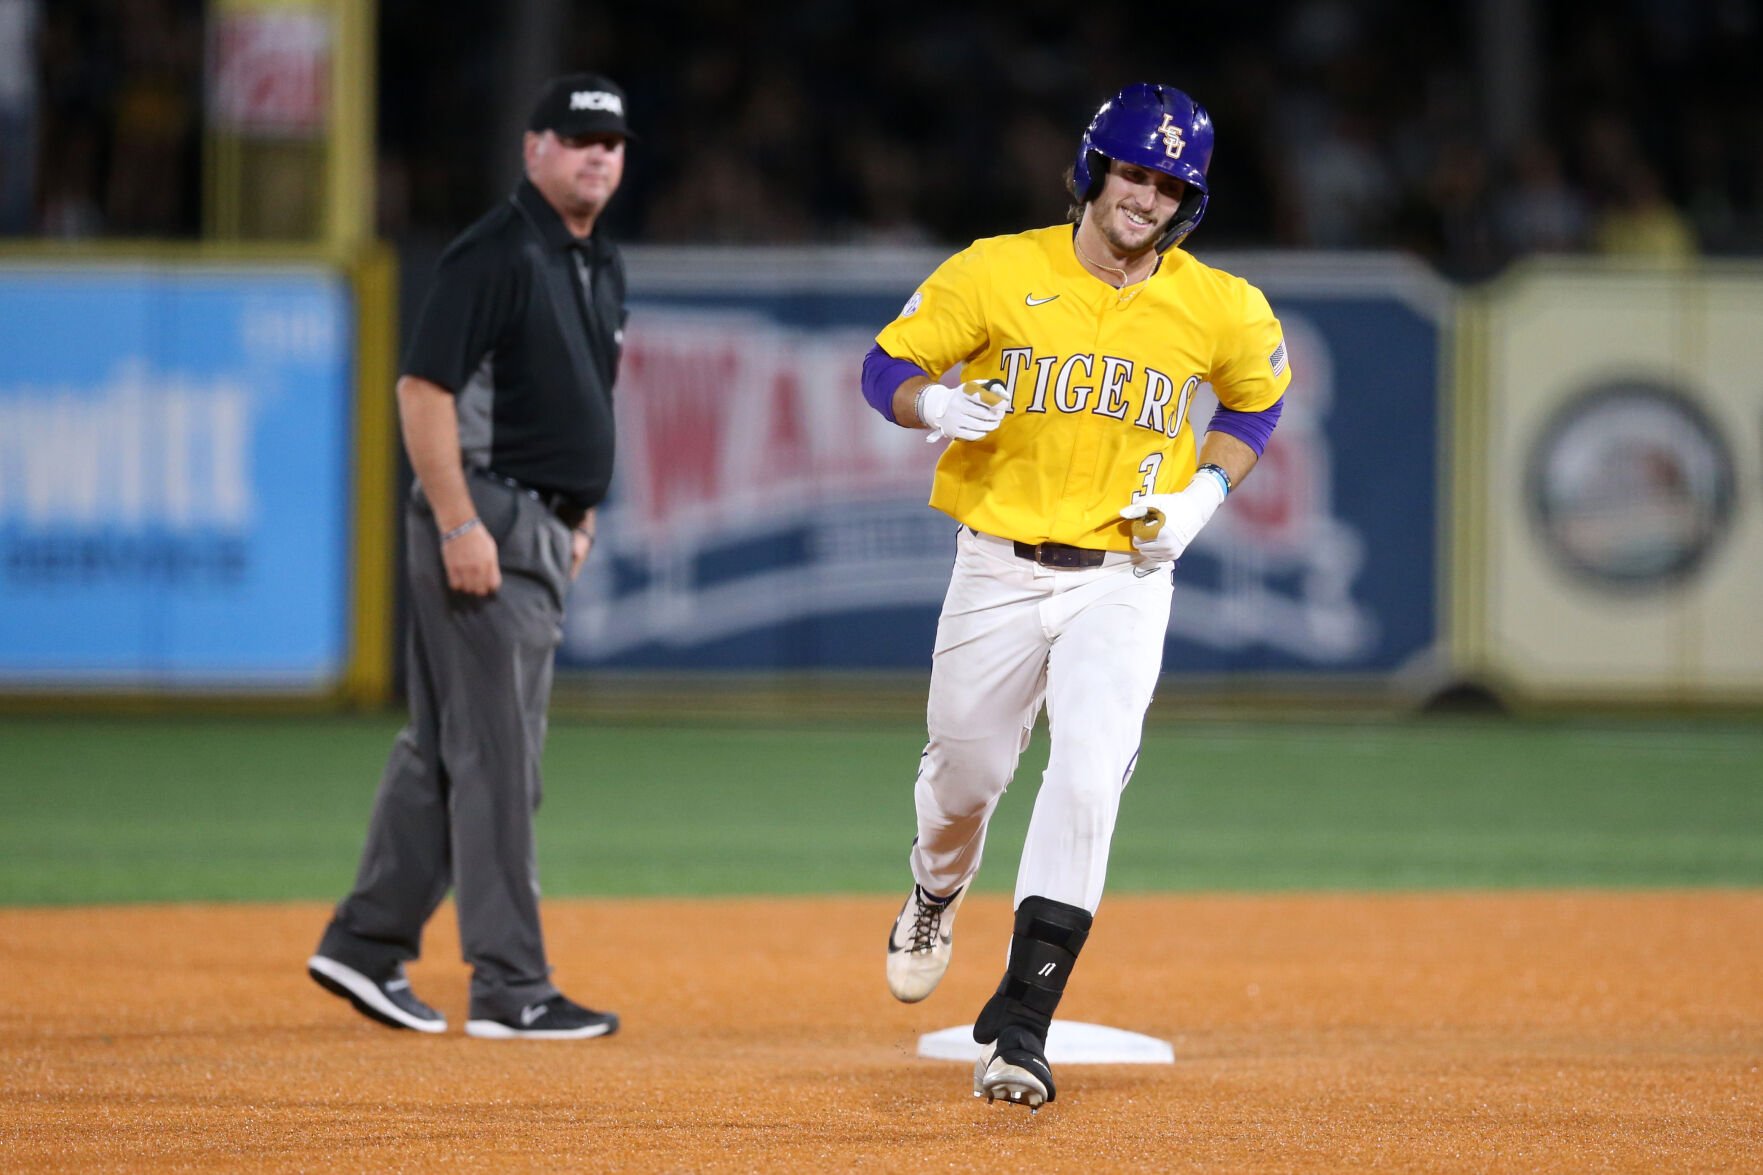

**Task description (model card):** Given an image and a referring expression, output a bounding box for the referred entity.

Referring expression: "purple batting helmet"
[1070,83,1214,251]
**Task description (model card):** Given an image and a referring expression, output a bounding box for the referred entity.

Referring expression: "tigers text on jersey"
[876,224,1291,551]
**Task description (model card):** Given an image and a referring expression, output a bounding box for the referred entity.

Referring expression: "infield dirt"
[4,892,1759,1171]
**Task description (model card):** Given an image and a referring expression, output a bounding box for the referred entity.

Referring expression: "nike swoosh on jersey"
[1025,293,1059,306]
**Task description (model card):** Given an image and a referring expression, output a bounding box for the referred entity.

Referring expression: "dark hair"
[1063,163,1085,225]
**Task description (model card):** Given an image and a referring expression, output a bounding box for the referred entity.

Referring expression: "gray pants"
[320,475,574,1017]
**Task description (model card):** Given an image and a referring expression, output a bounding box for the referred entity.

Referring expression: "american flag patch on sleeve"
[1269,340,1288,377]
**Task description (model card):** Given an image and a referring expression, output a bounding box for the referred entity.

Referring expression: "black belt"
[469,467,588,530]
[1012,540,1108,569]
[966,527,1107,569]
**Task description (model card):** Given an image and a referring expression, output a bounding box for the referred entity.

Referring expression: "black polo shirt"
[402,178,627,510]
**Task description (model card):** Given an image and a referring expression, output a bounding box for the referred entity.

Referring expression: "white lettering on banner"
[0,361,255,528]
[564,306,1373,665]
[567,309,942,654]
[611,312,933,534]
[241,300,339,360]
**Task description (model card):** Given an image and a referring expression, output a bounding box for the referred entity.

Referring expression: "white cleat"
[972,1031,1054,1111]
[885,884,964,1003]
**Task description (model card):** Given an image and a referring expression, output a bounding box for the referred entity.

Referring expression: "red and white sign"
[208,10,330,136]
[616,312,935,535]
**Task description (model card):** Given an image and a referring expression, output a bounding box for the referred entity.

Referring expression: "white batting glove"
[1118,468,1229,563]
[919,380,1007,443]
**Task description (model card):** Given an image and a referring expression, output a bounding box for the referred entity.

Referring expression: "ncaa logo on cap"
[570,90,624,116]
[529,72,637,139]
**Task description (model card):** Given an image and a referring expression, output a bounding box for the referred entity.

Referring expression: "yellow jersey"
[876,224,1291,551]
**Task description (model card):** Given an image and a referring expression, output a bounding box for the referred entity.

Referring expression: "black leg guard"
[972,895,1092,1045]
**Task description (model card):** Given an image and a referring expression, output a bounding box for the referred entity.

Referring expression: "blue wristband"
[1195,463,1233,496]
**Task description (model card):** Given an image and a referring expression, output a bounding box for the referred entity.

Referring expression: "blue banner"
[556,250,1443,678]
[0,265,353,687]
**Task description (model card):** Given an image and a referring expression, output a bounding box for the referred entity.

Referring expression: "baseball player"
[861,83,1290,1110]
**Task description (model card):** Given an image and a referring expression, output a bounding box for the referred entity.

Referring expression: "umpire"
[308,73,633,1040]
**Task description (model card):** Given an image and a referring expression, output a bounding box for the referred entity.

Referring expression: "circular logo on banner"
[1526,380,1735,592]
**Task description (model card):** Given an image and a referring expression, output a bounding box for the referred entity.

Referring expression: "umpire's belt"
[469,466,588,530]
[968,527,1111,569]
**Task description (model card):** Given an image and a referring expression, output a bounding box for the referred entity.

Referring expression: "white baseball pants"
[909,527,1174,914]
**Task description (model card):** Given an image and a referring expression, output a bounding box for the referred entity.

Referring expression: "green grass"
[0,715,1758,904]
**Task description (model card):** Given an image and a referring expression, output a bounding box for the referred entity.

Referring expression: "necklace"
[1074,233,1157,289]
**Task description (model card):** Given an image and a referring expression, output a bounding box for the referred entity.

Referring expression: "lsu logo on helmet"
[1071,83,1215,252]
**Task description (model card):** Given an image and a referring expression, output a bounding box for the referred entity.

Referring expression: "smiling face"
[1084,159,1186,259]
[523,129,626,234]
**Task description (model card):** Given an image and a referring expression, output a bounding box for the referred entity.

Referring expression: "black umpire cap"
[527,73,637,140]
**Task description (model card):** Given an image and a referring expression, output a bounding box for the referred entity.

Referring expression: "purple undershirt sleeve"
[862,343,931,424]
[1206,396,1285,457]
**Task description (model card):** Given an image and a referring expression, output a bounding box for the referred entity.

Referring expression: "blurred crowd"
[13,0,204,238]
[10,0,1763,278]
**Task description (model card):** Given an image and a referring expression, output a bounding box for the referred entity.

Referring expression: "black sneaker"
[465,994,619,1040]
[307,954,447,1034]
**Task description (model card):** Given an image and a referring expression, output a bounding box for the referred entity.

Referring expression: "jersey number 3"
[1134,453,1164,501]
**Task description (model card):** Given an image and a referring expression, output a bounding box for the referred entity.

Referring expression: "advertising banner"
[1470,263,1763,700]
[562,249,1446,679]
[207,1,331,137]
[0,264,353,687]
